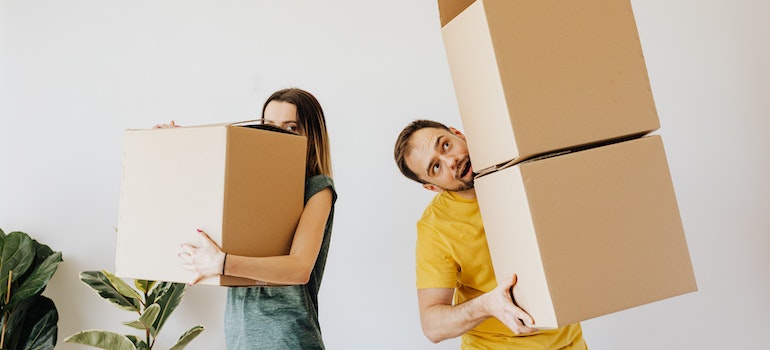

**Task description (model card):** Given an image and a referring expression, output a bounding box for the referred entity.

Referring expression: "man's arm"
[417,274,538,343]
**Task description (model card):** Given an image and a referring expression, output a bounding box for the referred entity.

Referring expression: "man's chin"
[449,179,475,192]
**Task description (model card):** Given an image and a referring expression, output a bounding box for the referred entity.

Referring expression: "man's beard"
[445,156,475,192]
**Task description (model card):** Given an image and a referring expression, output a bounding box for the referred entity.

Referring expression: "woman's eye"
[286,125,298,132]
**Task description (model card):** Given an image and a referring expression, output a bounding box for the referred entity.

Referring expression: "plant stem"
[145,289,152,348]
[0,311,7,349]
[4,270,10,304]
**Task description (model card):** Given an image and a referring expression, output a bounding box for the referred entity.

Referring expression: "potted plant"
[0,228,63,350]
[64,270,203,350]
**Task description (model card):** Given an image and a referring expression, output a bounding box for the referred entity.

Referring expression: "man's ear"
[448,127,466,141]
[422,183,444,193]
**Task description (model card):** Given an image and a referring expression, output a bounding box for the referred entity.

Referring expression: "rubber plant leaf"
[103,270,144,303]
[123,303,160,337]
[134,280,155,294]
[149,282,186,335]
[145,281,169,306]
[79,271,140,312]
[64,330,137,350]
[169,325,205,350]
[125,335,149,350]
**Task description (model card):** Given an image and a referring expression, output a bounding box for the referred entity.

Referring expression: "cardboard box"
[439,0,660,171]
[115,122,306,286]
[474,135,696,328]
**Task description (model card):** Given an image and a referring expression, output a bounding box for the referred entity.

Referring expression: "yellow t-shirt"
[416,191,586,349]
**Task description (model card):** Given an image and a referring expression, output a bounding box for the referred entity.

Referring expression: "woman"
[178,88,336,349]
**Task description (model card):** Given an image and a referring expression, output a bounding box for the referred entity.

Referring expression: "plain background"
[1,0,768,349]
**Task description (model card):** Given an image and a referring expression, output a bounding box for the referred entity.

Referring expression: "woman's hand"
[153,120,180,129]
[179,229,226,285]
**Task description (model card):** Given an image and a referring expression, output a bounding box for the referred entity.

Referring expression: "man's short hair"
[394,119,450,184]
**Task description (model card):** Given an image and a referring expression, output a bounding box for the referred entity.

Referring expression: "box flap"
[438,0,476,27]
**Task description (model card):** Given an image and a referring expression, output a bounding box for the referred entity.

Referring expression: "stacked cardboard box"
[438,0,697,328]
[115,123,307,286]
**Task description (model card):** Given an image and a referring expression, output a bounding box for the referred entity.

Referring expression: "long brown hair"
[262,88,332,178]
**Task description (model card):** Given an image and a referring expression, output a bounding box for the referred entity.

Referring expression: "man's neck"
[453,188,476,199]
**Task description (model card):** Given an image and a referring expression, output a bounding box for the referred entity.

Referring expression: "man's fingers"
[518,313,535,327]
[512,300,535,327]
[513,324,538,335]
[510,273,518,287]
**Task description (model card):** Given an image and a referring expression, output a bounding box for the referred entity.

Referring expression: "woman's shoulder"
[306,174,334,188]
[304,174,336,202]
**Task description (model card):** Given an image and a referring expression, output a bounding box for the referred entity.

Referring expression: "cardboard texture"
[474,136,697,328]
[115,123,306,286]
[439,0,660,171]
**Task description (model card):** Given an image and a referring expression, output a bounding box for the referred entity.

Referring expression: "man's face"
[404,127,475,193]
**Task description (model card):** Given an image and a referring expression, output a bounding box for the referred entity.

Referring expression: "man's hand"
[417,273,538,343]
[179,229,226,285]
[482,274,538,335]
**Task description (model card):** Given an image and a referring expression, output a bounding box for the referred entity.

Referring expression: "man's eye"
[432,163,440,173]
[442,142,450,151]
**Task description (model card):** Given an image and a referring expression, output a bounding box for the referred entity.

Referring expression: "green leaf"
[122,303,160,336]
[64,330,137,350]
[18,240,57,294]
[103,270,144,304]
[18,297,58,350]
[145,281,169,306]
[8,251,62,308]
[134,280,155,294]
[2,295,58,350]
[149,282,186,334]
[169,325,204,350]
[79,271,141,312]
[125,335,145,349]
[139,303,160,336]
[0,231,36,301]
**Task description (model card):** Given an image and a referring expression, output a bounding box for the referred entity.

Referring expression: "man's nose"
[440,155,457,169]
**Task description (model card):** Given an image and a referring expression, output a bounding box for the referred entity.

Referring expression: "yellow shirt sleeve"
[415,221,459,289]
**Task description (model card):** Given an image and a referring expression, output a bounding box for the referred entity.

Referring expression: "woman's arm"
[180,187,333,285]
[226,187,333,284]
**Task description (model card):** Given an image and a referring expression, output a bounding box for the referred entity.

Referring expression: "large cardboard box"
[474,135,696,328]
[115,122,306,286]
[439,0,660,171]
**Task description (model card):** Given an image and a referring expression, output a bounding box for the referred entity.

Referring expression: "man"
[394,119,586,349]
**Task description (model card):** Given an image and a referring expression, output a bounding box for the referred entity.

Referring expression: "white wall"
[1,1,767,349]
